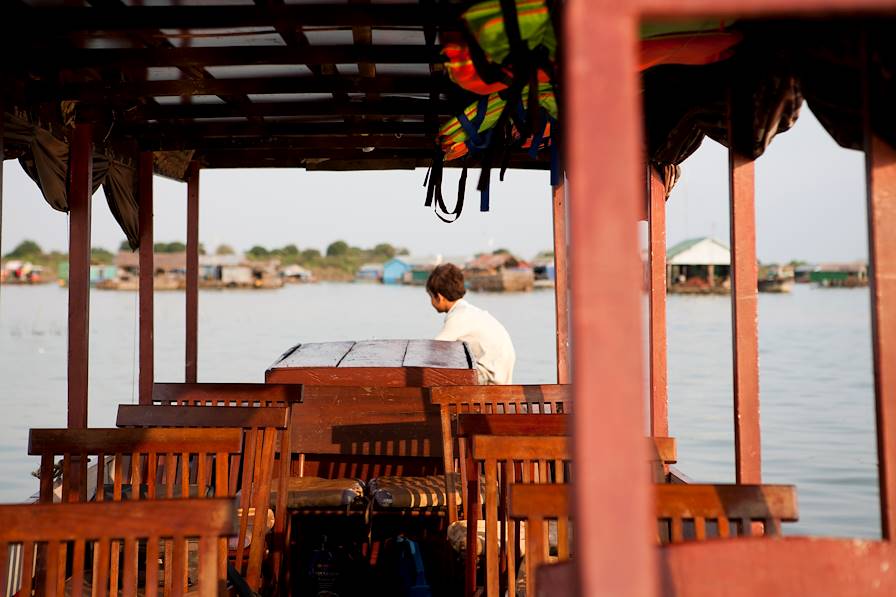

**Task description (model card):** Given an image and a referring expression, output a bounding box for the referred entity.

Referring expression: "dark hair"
[426,263,466,301]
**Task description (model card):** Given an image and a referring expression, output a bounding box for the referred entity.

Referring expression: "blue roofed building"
[383,257,412,285]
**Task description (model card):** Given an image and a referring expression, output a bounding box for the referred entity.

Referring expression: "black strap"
[424,149,466,223]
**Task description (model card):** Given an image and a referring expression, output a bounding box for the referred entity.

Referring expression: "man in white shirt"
[426,263,516,385]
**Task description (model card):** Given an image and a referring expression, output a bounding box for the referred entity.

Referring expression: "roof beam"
[27,75,448,102]
[13,46,442,71]
[198,149,550,170]
[3,4,462,33]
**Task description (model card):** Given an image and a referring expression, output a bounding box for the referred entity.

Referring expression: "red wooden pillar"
[567,4,655,596]
[0,92,4,313]
[138,152,154,404]
[865,133,896,540]
[728,136,762,484]
[185,161,200,383]
[67,124,93,429]
[552,180,570,384]
[648,167,669,437]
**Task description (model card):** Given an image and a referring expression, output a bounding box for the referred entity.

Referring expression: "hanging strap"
[424,149,467,223]
[457,96,494,152]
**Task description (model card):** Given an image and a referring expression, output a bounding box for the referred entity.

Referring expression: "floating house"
[1,260,46,284]
[355,263,384,283]
[403,256,445,285]
[533,255,556,288]
[105,252,282,289]
[809,262,869,287]
[464,252,535,292]
[57,262,118,287]
[382,257,412,285]
[758,264,796,293]
[281,264,314,283]
[667,237,731,294]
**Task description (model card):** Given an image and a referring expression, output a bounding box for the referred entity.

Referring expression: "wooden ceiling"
[2,1,552,172]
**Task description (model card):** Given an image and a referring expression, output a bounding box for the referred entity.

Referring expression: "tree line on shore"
[2,239,412,280]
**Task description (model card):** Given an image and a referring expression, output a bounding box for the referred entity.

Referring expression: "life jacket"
[426,0,561,223]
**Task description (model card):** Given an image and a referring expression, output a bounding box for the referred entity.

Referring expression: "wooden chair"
[27,427,242,594]
[117,404,290,593]
[0,498,235,597]
[430,384,572,525]
[153,382,300,407]
[508,483,572,597]
[468,434,572,597]
[655,483,798,543]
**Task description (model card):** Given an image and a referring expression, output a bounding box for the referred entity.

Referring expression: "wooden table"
[265,339,479,386]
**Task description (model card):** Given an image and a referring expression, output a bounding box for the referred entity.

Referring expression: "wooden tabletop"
[265,339,479,387]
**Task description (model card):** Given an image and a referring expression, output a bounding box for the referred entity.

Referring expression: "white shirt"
[434,299,515,385]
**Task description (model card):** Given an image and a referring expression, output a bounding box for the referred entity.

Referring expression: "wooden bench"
[28,427,243,593]
[508,483,571,597]
[116,404,290,593]
[0,498,235,597]
[656,483,799,542]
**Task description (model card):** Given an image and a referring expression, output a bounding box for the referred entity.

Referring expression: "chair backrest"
[292,386,444,479]
[430,384,571,418]
[116,405,290,590]
[28,428,243,503]
[431,384,571,524]
[27,427,242,594]
[655,484,798,543]
[508,483,572,597]
[0,498,235,597]
[470,434,572,597]
[153,382,300,407]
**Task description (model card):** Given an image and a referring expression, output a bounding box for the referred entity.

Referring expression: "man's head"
[426,263,466,313]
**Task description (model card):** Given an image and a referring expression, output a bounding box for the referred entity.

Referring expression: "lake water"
[0,282,879,538]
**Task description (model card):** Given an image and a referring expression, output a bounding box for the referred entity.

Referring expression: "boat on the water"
[3,2,896,596]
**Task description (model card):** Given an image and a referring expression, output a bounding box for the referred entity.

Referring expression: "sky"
[0,104,869,264]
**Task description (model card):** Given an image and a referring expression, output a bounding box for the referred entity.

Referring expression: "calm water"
[0,282,879,537]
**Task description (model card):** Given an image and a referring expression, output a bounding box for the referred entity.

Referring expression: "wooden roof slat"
[27,75,448,102]
[16,46,442,71]
[142,134,435,152]
[252,0,346,107]
[118,97,452,121]
[4,4,462,33]
[82,0,264,125]
[131,120,432,140]
[198,149,550,170]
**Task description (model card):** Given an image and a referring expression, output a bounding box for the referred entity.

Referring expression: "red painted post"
[138,152,154,404]
[728,113,762,484]
[0,92,4,314]
[648,167,669,437]
[185,161,200,383]
[552,180,570,384]
[865,127,896,540]
[566,3,655,595]
[67,124,93,429]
